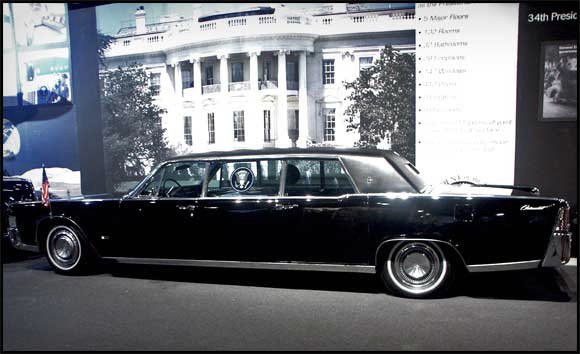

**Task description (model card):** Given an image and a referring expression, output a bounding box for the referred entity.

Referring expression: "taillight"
[555,205,570,232]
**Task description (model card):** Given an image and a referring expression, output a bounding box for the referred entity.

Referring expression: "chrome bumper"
[541,231,572,267]
[7,227,39,253]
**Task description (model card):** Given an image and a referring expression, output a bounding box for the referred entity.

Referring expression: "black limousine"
[6,148,572,298]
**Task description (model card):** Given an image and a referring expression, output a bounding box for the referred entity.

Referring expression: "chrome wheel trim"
[386,242,447,295]
[46,226,82,271]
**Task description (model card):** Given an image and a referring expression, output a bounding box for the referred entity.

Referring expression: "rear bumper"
[7,227,39,253]
[541,231,572,267]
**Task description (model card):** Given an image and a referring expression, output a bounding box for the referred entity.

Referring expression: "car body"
[2,176,36,251]
[6,148,572,297]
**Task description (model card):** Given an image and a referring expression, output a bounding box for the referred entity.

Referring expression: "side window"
[284,159,355,197]
[159,162,207,198]
[206,160,282,197]
[139,168,163,197]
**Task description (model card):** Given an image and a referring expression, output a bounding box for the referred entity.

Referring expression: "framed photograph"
[538,40,577,121]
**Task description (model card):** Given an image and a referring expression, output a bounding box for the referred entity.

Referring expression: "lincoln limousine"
[6,148,572,298]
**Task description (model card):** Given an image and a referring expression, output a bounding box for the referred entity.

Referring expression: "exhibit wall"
[514,2,577,206]
[3,3,81,197]
[3,3,577,210]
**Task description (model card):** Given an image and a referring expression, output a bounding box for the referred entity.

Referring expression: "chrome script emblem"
[230,167,254,192]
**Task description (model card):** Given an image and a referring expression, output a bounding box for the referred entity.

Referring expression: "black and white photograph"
[540,40,577,121]
[95,3,416,193]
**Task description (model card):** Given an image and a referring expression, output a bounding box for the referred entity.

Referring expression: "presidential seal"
[230,167,254,192]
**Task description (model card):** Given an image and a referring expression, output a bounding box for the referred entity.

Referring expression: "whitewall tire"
[45,225,91,274]
[380,241,453,298]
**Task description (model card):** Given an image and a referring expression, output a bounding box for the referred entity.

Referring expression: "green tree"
[100,63,170,190]
[344,45,416,163]
[97,31,114,68]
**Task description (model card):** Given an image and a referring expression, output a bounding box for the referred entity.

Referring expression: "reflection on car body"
[2,176,36,251]
[7,148,572,298]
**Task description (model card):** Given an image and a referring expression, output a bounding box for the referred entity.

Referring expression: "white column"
[219,54,229,94]
[297,51,309,147]
[248,51,262,148]
[218,54,230,149]
[276,49,291,147]
[174,61,182,97]
[249,51,260,91]
[192,57,202,96]
[190,57,203,151]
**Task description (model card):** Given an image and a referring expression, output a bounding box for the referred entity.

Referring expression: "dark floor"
[2,252,578,351]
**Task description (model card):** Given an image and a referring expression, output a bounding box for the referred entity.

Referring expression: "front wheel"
[45,225,94,274]
[380,241,453,298]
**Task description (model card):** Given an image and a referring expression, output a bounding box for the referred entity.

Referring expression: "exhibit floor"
[2,254,577,351]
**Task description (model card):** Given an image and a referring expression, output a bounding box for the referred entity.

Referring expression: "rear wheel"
[380,241,453,298]
[45,225,93,274]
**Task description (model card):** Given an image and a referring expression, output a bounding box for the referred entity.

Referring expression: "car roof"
[2,176,31,183]
[171,147,400,161]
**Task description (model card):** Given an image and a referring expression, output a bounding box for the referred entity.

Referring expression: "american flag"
[41,165,50,207]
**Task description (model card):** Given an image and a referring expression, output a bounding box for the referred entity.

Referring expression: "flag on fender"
[41,165,50,207]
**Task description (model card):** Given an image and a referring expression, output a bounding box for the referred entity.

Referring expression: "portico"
[170,48,311,150]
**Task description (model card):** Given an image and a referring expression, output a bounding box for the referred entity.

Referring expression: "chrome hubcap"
[47,227,80,270]
[402,252,432,279]
[55,236,75,259]
[387,242,447,295]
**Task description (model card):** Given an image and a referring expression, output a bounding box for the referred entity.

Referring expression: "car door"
[115,161,207,259]
[196,158,284,262]
[278,158,370,264]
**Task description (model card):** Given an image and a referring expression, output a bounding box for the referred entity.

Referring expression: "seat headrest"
[286,164,300,185]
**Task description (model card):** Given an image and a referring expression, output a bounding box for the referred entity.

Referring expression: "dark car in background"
[2,176,37,252]
[6,148,572,298]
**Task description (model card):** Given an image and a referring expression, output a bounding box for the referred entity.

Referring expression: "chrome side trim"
[466,260,541,272]
[103,257,377,274]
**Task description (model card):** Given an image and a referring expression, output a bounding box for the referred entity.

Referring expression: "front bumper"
[7,227,39,253]
[541,231,572,267]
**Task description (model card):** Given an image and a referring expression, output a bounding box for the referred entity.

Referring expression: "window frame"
[183,116,192,146]
[359,56,373,73]
[203,158,285,198]
[149,72,161,96]
[263,60,271,80]
[130,154,361,200]
[322,59,335,85]
[207,112,215,144]
[205,65,214,85]
[280,157,357,197]
[263,110,271,142]
[131,160,209,199]
[231,62,244,83]
[233,110,245,142]
[323,108,336,142]
[181,64,193,89]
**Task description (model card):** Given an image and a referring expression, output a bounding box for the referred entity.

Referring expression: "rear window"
[387,154,428,192]
[341,156,415,193]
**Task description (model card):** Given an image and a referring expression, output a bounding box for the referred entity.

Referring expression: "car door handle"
[275,204,299,211]
[177,205,197,211]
